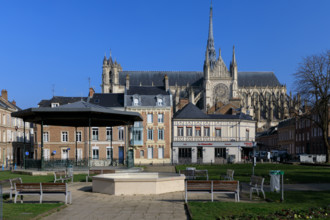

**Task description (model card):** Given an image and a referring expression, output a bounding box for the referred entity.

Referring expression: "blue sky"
[1,0,329,109]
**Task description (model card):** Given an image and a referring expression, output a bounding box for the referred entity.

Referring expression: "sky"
[0,0,329,109]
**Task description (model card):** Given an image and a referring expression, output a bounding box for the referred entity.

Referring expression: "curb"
[184,203,193,220]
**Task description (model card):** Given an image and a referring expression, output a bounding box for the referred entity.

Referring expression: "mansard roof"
[38,96,88,107]
[90,93,124,107]
[173,102,253,120]
[119,71,203,87]
[127,86,168,95]
[238,72,282,87]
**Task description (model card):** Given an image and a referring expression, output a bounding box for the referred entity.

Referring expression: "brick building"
[0,89,32,167]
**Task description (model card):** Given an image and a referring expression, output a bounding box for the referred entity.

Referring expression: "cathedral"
[101,4,298,131]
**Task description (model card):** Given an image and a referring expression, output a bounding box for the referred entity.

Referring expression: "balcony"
[173,136,254,142]
[130,127,143,146]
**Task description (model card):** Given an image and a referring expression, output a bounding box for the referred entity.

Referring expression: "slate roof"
[119,71,203,87]
[278,117,295,128]
[119,71,282,88]
[127,86,168,95]
[90,93,124,107]
[38,96,87,107]
[238,72,282,87]
[0,98,20,111]
[173,103,253,120]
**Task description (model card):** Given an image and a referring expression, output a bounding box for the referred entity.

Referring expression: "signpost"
[252,142,256,176]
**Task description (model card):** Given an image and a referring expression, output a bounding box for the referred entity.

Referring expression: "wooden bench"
[54,171,73,183]
[179,169,208,180]
[221,169,234,180]
[185,180,239,202]
[86,169,115,182]
[14,183,71,204]
[249,175,265,200]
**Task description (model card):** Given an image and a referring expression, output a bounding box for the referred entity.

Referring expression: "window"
[92,127,99,140]
[195,127,201,136]
[158,114,164,123]
[106,147,112,159]
[133,98,139,106]
[178,127,183,136]
[179,148,191,158]
[75,131,82,142]
[158,128,164,140]
[148,147,153,159]
[134,121,142,127]
[43,132,49,142]
[140,150,144,158]
[245,129,249,141]
[132,129,142,141]
[204,127,210,137]
[61,149,69,160]
[215,128,221,137]
[186,127,192,136]
[43,149,50,161]
[92,147,99,159]
[61,132,68,142]
[118,127,124,140]
[215,148,226,158]
[147,114,153,123]
[158,147,164,159]
[148,129,153,140]
[77,148,83,161]
[157,98,163,106]
[106,127,112,141]
[51,103,59,108]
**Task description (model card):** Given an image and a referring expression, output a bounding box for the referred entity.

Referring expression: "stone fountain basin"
[92,172,185,195]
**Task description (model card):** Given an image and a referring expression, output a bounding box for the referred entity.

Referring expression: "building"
[172,103,256,164]
[278,118,295,155]
[0,89,32,167]
[124,80,172,164]
[101,4,297,131]
[256,126,278,152]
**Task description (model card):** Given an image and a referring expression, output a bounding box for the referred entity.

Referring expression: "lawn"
[176,163,330,184]
[0,171,87,183]
[2,203,64,220]
[188,191,330,219]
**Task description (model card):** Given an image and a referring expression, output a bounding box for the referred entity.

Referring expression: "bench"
[14,183,72,204]
[185,180,239,202]
[54,171,73,183]
[9,178,22,200]
[221,169,234,180]
[249,175,265,200]
[86,169,115,182]
[179,169,208,180]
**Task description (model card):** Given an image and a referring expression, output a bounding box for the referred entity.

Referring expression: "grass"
[176,163,330,184]
[0,171,87,183]
[188,191,330,220]
[2,202,64,220]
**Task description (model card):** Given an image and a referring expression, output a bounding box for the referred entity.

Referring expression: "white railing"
[173,136,253,142]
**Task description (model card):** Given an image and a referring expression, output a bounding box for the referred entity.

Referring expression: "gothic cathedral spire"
[206,1,216,68]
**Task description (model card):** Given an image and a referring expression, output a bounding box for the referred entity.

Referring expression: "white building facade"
[172,103,256,164]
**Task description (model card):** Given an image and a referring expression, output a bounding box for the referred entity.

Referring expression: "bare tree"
[293,50,330,162]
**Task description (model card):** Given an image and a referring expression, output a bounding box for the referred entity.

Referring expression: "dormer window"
[132,95,141,106]
[51,103,59,108]
[156,95,164,106]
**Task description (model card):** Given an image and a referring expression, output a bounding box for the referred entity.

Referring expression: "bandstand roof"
[11,101,142,127]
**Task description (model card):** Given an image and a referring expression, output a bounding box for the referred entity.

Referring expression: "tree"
[293,50,330,162]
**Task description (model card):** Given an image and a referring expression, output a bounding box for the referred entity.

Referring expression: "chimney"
[89,87,95,98]
[12,100,16,106]
[126,74,130,90]
[164,74,169,92]
[1,89,8,101]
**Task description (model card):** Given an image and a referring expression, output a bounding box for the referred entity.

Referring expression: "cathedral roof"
[119,71,203,87]
[127,86,168,95]
[238,72,282,87]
